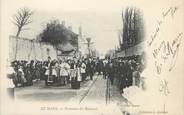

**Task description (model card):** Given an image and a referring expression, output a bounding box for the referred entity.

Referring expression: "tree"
[121,7,144,50]
[12,7,34,60]
[38,20,78,46]
[13,8,34,37]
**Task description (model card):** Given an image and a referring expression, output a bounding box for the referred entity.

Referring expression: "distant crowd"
[7,55,145,93]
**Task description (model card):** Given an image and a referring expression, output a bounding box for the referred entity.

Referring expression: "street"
[14,76,95,102]
[14,74,128,112]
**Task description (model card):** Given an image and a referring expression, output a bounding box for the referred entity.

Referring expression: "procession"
[5,5,146,115]
[8,54,145,93]
[2,0,184,115]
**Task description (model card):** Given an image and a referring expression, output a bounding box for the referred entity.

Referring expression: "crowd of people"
[7,56,101,87]
[103,56,145,93]
[7,55,145,93]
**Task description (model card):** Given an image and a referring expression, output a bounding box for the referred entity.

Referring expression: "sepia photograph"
[0,0,184,115]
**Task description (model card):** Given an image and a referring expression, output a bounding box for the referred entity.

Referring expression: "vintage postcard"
[0,0,184,115]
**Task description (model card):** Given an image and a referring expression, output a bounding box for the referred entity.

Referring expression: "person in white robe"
[60,61,70,85]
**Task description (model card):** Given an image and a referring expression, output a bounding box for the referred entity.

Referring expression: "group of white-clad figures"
[45,57,87,86]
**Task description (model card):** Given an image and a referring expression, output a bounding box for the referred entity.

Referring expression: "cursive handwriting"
[153,32,183,74]
[162,6,178,19]
[147,6,178,47]
[159,79,170,96]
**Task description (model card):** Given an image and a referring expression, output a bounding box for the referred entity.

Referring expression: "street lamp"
[86,37,95,57]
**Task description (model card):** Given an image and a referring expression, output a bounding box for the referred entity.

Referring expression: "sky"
[2,0,130,54]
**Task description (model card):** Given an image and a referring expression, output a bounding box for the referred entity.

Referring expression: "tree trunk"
[14,27,21,60]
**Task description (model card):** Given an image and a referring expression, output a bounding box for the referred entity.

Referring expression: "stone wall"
[9,36,57,62]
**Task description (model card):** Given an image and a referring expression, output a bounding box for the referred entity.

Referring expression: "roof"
[57,42,77,52]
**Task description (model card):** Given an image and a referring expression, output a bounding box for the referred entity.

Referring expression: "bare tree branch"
[12,7,34,37]
[12,7,34,60]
